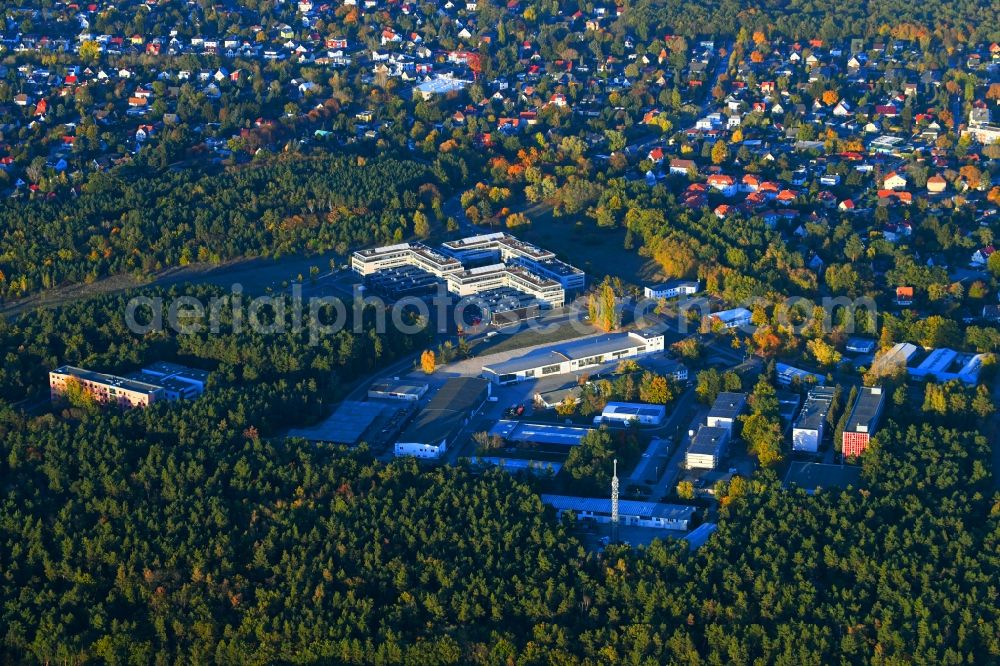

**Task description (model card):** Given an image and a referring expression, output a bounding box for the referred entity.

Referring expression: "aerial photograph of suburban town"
[0,0,998,662]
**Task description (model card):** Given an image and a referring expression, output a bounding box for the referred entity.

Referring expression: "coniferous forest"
[0,156,440,300]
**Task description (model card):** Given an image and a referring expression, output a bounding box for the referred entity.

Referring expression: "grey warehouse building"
[488,420,593,447]
[394,377,491,459]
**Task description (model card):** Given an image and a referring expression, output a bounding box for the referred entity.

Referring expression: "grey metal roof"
[483,332,651,376]
[287,400,386,444]
[708,392,746,420]
[470,457,563,474]
[794,386,837,431]
[483,350,570,375]
[683,522,718,550]
[143,361,210,382]
[688,426,728,455]
[397,377,490,445]
[602,402,666,418]
[783,462,862,491]
[368,379,428,397]
[845,387,886,433]
[488,420,592,446]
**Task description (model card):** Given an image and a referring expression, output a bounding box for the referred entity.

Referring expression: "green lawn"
[473,318,600,355]
[516,207,662,286]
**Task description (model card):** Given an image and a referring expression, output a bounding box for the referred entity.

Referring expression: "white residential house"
[971,246,995,267]
[706,174,736,197]
[883,171,907,190]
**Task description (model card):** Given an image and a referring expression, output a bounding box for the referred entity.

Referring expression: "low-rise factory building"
[685,426,730,470]
[488,420,593,447]
[394,377,491,459]
[597,402,666,426]
[683,522,718,550]
[541,494,695,530]
[481,330,665,385]
[783,462,862,493]
[706,392,746,433]
[287,399,416,448]
[469,457,563,476]
[367,378,429,401]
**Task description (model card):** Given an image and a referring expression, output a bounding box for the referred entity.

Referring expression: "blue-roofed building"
[683,522,718,550]
[469,457,562,476]
[488,420,593,446]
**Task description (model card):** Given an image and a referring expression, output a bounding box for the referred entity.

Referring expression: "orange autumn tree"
[959,165,983,190]
[987,186,1000,206]
[751,325,782,358]
[420,349,436,374]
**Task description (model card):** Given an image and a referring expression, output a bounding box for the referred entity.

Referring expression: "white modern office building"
[351,242,462,277]
[441,232,586,291]
[643,279,700,300]
[352,233,584,307]
[481,329,666,385]
[445,263,566,306]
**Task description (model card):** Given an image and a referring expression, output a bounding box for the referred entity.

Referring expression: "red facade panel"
[842,431,870,458]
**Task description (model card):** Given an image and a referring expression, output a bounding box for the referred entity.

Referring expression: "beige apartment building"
[50,366,164,408]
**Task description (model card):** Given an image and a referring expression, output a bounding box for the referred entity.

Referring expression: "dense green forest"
[0,409,996,662]
[0,284,432,405]
[0,155,440,301]
[0,289,997,663]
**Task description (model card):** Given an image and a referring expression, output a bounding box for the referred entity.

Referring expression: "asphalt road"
[651,390,702,500]
[625,388,697,491]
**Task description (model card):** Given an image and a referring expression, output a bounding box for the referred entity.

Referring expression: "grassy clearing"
[473,319,600,355]
[516,207,661,286]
